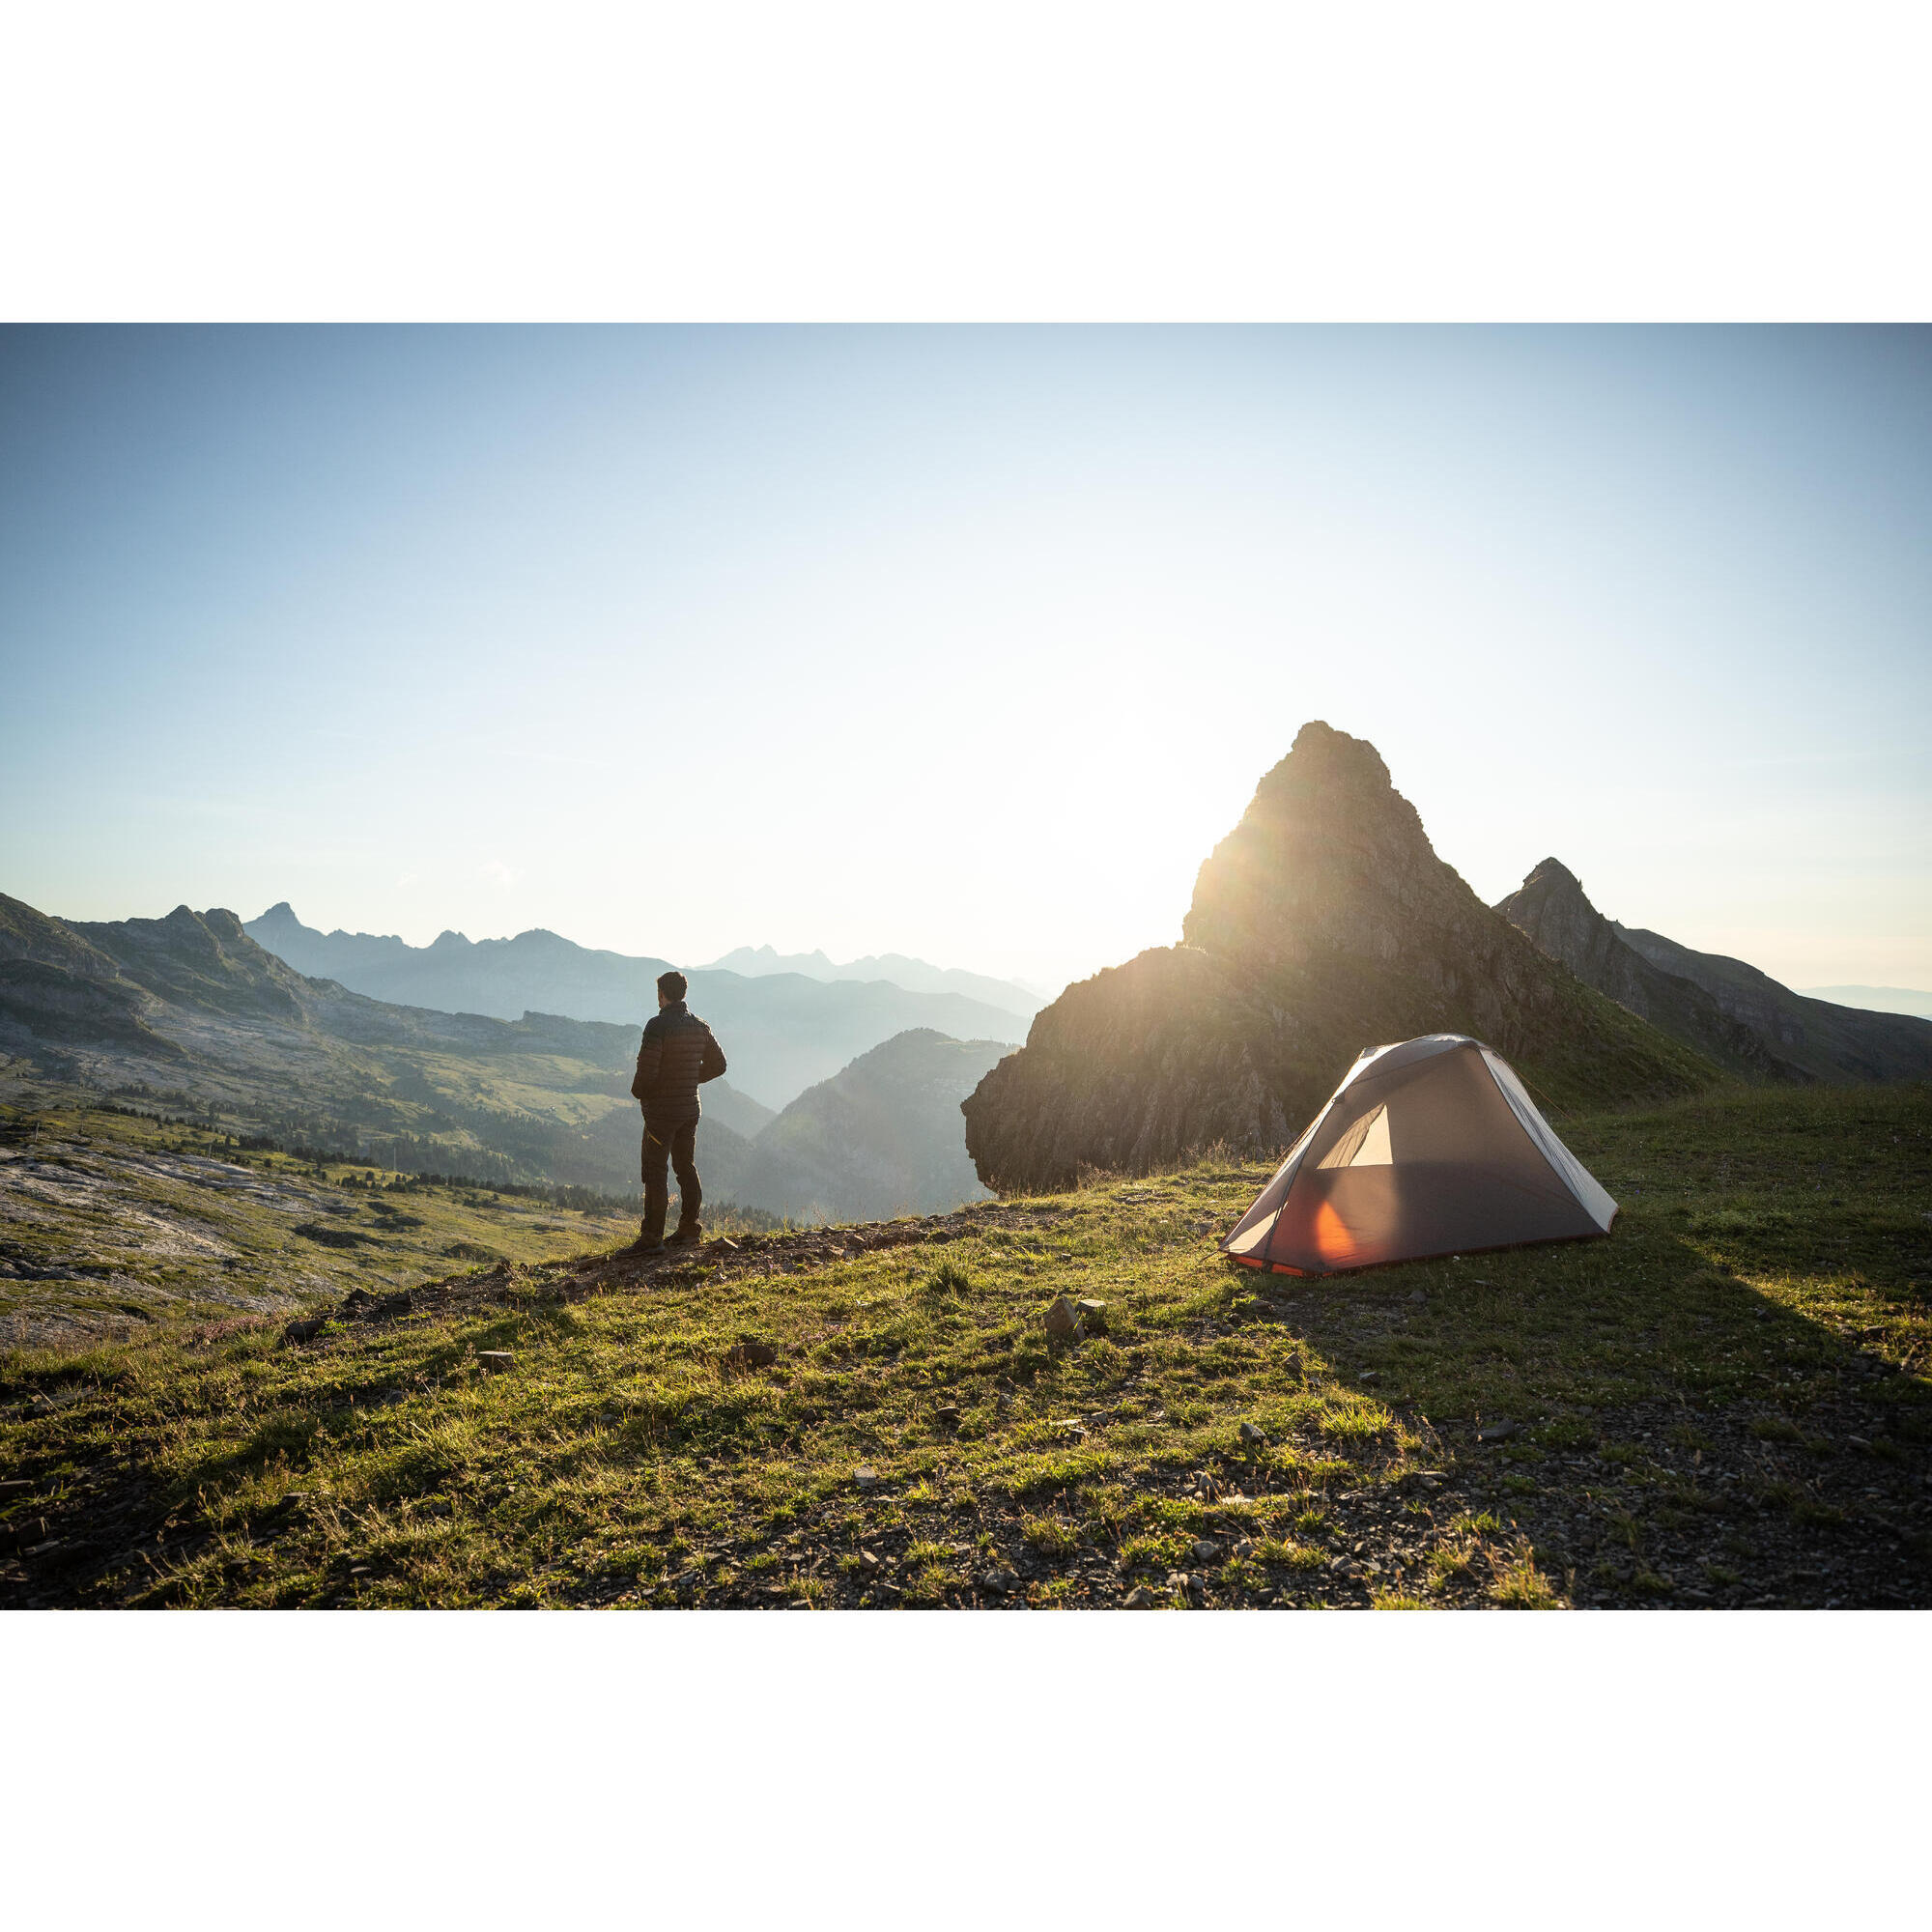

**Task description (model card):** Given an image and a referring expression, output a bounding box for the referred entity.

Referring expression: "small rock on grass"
[723,1340,779,1369]
[855,1466,879,1492]
[1238,1421,1265,1446]
[476,1350,515,1374]
[1043,1295,1082,1341]
[283,1317,326,1345]
[1123,1586,1158,1608]
[1191,1539,1219,1564]
[981,1569,1017,1595]
[1075,1297,1108,1332]
[1476,1419,1517,1442]
[1233,1538,1255,1559]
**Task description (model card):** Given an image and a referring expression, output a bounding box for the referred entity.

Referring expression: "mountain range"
[961,723,1719,1193]
[0,894,1004,1222]
[699,945,1046,1017]
[961,724,1932,1195]
[1495,861,1932,1086]
[242,903,1024,1110]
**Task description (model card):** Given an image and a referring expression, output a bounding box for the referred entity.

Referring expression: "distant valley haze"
[240,901,1029,1112]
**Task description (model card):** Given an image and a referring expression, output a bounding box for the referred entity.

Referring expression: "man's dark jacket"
[631,1001,726,1124]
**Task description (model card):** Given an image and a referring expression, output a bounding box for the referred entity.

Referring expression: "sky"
[3,325,1928,997]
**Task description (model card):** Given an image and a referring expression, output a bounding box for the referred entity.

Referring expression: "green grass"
[1,1082,1928,1608]
[0,1097,779,1353]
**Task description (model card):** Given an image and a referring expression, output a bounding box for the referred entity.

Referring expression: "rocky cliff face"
[1494,860,1788,1082]
[962,724,1717,1192]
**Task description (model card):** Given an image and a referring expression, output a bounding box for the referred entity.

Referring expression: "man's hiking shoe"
[668,1223,704,1248]
[627,1235,667,1257]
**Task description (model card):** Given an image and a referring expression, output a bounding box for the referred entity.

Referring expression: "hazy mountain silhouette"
[1798,985,1932,1024]
[702,945,1045,1019]
[961,724,1718,1192]
[736,1029,1008,1223]
[1495,868,1932,1086]
[1491,861,1789,1082]
[243,904,1025,1109]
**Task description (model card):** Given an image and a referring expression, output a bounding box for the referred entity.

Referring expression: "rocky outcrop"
[71,905,308,1023]
[1494,861,1789,1082]
[962,723,1717,1192]
[0,894,183,1058]
[1497,860,1932,1086]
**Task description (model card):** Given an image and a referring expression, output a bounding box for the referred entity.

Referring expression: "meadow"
[2,1082,1927,1609]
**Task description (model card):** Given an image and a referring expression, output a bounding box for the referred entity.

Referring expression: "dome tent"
[1221,1035,1617,1277]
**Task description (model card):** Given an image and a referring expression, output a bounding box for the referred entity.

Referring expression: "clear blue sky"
[4,326,1927,994]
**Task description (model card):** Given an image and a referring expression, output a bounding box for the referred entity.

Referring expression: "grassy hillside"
[0,1092,784,1354]
[3,1081,1926,1609]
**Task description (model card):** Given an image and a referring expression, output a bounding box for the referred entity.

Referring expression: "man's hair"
[657,970,688,1002]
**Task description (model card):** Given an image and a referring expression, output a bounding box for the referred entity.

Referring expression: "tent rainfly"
[1221,1035,1617,1277]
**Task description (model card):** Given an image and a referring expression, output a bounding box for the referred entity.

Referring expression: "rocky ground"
[0,1101,644,1350]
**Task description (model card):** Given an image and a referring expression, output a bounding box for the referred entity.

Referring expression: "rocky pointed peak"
[1495,859,1608,953]
[1518,856,1587,899]
[1180,721,1457,968]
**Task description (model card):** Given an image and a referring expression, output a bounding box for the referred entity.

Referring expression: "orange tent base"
[1226,1225,1611,1281]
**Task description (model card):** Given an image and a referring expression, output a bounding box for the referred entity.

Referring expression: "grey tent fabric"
[1221,1035,1617,1276]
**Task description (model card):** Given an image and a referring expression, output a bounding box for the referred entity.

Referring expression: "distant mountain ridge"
[1,894,999,1224]
[4,892,728,1199]
[1491,861,1788,1083]
[1800,985,1932,1024]
[702,945,1045,1019]
[1495,863,1932,1086]
[243,903,1025,1110]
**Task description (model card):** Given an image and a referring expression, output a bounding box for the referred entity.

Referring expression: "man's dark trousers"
[641,1120,700,1244]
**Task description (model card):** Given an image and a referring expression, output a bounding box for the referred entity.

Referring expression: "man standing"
[630,969,727,1254]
